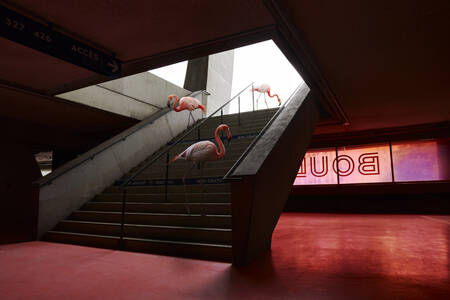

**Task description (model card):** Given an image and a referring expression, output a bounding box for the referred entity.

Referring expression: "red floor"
[1,213,449,299]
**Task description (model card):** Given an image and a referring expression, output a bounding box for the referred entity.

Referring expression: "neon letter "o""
[333,155,354,176]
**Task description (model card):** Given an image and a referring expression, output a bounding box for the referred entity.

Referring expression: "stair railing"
[223,84,302,181]
[118,82,265,249]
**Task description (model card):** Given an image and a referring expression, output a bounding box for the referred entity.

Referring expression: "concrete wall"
[57,72,190,120]
[230,84,320,265]
[205,50,234,116]
[36,93,205,238]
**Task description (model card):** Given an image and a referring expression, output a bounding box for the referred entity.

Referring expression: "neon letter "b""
[358,153,380,175]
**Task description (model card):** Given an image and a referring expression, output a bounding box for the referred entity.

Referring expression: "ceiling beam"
[263,0,349,126]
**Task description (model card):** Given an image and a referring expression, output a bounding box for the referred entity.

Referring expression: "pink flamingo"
[168,124,232,213]
[168,94,206,127]
[252,83,281,108]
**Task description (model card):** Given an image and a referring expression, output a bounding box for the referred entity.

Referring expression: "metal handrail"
[118,82,257,248]
[34,90,203,187]
[222,83,303,180]
[95,84,163,109]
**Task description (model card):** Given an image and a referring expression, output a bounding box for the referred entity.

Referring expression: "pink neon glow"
[294,139,450,186]
[391,139,450,182]
[294,148,337,185]
[337,143,392,184]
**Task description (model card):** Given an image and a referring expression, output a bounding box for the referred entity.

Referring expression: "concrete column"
[206,50,234,115]
[183,51,235,116]
[183,56,209,91]
[0,143,41,244]
[230,85,320,265]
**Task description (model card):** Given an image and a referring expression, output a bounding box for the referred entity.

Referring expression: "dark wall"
[287,182,450,214]
[0,143,42,244]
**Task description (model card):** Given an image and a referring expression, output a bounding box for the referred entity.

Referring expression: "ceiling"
[0,0,274,94]
[0,84,137,151]
[276,0,450,133]
[0,0,449,150]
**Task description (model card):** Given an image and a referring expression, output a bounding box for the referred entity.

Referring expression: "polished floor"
[1,213,449,299]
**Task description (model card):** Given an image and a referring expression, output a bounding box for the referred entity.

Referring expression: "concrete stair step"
[204,108,278,122]
[182,126,266,141]
[124,237,232,262]
[137,167,231,179]
[94,192,230,203]
[56,220,232,244]
[45,231,119,249]
[105,183,230,194]
[83,202,231,214]
[70,210,232,228]
[124,224,232,245]
[44,231,231,262]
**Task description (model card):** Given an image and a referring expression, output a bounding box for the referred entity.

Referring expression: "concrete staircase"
[44,108,277,262]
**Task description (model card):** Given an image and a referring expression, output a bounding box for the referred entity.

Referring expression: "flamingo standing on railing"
[168,124,232,213]
[252,83,281,108]
[168,94,206,127]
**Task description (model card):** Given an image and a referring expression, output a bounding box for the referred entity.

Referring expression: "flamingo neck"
[172,96,182,112]
[214,127,226,158]
[267,89,281,104]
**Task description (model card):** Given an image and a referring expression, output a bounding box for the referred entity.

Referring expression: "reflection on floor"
[1,213,449,299]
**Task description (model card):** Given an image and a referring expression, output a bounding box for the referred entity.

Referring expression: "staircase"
[44,108,278,262]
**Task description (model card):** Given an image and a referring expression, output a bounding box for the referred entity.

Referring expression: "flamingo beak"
[227,132,232,143]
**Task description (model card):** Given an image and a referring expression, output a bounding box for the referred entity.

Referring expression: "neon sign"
[295,144,392,185]
[294,139,450,185]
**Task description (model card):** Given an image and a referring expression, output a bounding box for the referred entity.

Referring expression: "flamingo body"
[252,83,281,106]
[169,124,231,165]
[253,83,271,93]
[173,141,219,162]
[168,94,206,112]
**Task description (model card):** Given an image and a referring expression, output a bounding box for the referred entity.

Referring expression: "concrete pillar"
[183,56,209,91]
[183,51,235,116]
[0,143,41,244]
[230,85,319,265]
[206,50,234,115]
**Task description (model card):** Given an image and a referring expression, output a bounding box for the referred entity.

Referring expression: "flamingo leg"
[182,162,197,214]
[264,93,269,109]
[200,161,206,213]
[255,93,262,110]
[187,111,197,129]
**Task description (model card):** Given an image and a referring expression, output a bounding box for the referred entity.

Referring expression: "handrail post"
[165,151,169,202]
[220,109,224,139]
[238,96,241,126]
[120,187,127,250]
[251,84,255,111]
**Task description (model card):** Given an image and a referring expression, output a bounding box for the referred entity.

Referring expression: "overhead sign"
[0,5,121,77]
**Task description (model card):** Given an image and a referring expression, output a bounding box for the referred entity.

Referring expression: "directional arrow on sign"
[107,60,119,73]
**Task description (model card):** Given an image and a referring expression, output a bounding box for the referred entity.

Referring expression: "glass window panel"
[294,148,338,185]
[337,143,393,184]
[391,139,450,182]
